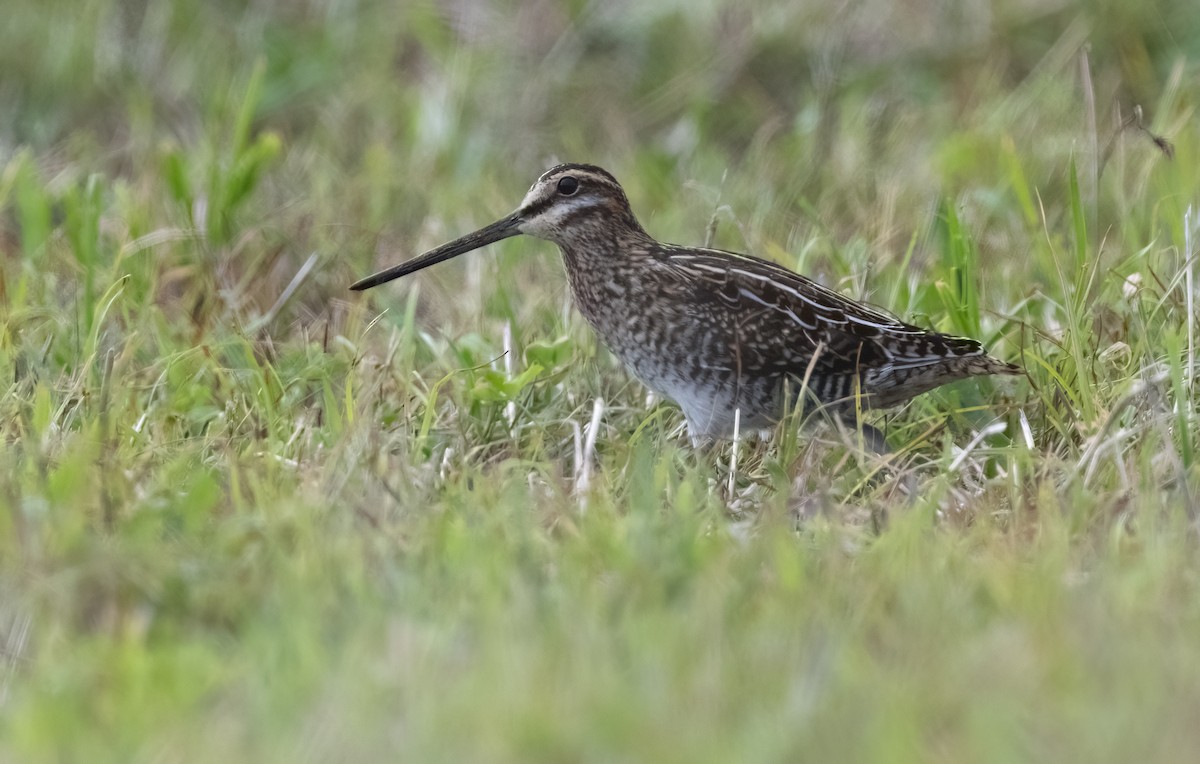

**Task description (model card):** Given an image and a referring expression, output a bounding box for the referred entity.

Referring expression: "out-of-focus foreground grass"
[2,0,1200,761]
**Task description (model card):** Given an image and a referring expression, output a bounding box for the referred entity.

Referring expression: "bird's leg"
[835,414,891,456]
[858,421,891,456]
[835,413,919,525]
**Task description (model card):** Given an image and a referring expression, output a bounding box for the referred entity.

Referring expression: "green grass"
[3,0,1200,761]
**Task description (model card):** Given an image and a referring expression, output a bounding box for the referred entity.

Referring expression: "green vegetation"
[2,0,1199,761]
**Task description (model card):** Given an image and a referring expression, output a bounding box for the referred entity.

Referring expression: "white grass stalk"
[576,397,605,511]
[248,251,318,333]
[503,320,516,431]
[1018,408,1035,450]
[727,407,742,497]
[948,420,1008,472]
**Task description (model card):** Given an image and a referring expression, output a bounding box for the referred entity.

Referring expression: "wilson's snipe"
[352,164,1021,445]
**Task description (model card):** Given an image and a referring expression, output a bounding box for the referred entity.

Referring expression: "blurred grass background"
[2,0,1200,761]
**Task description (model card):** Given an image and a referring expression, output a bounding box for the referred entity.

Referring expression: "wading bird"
[352,164,1020,448]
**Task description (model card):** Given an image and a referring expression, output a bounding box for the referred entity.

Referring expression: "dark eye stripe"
[520,195,556,219]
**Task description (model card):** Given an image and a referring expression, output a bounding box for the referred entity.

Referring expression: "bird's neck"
[553,223,658,331]
[555,220,654,274]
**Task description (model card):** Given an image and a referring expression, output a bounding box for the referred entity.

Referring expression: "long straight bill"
[350,213,521,291]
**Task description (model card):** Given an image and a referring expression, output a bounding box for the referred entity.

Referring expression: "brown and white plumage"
[352,163,1021,443]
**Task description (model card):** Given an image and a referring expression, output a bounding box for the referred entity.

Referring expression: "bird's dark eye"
[557,176,579,196]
